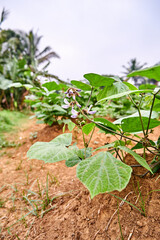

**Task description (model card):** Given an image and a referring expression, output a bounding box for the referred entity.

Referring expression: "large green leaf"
[118,146,153,173]
[97,82,129,101]
[71,80,91,90]
[50,133,72,145]
[84,73,115,87]
[127,65,160,81]
[97,89,153,103]
[27,133,73,163]
[114,110,158,125]
[121,117,160,133]
[77,152,132,198]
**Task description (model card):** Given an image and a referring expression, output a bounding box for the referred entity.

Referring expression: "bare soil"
[0,118,160,240]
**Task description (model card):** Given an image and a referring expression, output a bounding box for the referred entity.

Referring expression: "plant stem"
[87,126,95,147]
[82,128,87,158]
[137,107,146,136]
[146,94,156,136]
[86,87,94,108]
[80,110,141,144]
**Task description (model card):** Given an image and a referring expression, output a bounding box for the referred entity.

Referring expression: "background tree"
[0,8,60,109]
[122,58,147,87]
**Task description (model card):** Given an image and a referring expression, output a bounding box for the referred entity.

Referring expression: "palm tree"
[0,8,9,30]
[18,30,60,67]
[122,58,147,87]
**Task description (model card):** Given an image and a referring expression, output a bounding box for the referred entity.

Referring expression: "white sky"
[1,0,160,81]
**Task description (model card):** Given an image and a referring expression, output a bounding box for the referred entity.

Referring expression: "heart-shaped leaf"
[27,133,73,163]
[121,117,160,133]
[77,152,132,198]
[84,73,115,87]
[71,80,91,90]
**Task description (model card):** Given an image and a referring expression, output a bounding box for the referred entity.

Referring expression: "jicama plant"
[27,64,160,198]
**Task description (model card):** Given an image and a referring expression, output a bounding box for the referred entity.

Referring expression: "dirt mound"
[0,119,159,239]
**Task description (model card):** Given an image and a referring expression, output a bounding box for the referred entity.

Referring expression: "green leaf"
[68,121,76,131]
[77,147,92,159]
[42,81,60,91]
[51,133,72,145]
[121,117,160,133]
[123,82,138,90]
[23,84,33,89]
[139,84,157,90]
[114,110,158,125]
[52,105,66,113]
[27,133,73,163]
[0,77,12,90]
[82,123,95,135]
[77,152,132,198]
[97,82,129,101]
[65,156,81,167]
[118,146,153,173]
[94,117,120,133]
[153,103,160,112]
[71,80,91,90]
[127,65,160,81]
[132,140,155,150]
[131,142,143,150]
[97,89,153,103]
[9,82,22,88]
[84,73,115,87]
[65,147,92,167]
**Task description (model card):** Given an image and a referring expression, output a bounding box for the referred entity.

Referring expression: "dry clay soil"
[0,118,160,240]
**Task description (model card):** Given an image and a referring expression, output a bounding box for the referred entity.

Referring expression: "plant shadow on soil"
[0,118,159,240]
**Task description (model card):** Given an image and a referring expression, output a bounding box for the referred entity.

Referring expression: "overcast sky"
[1,0,160,81]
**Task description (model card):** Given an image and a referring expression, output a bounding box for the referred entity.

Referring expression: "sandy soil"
[0,118,159,240]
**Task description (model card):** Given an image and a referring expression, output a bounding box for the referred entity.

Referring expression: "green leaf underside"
[65,156,81,167]
[97,82,129,101]
[65,147,92,167]
[121,117,160,133]
[50,133,72,145]
[118,146,153,173]
[82,123,95,135]
[97,89,153,103]
[77,152,132,198]
[27,133,73,163]
[71,80,91,90]
[84,73,115,87]
[68,121,76,131]
[123,82,138,90]
[127,65,160,81]
[94,117,120,132]
[114,110,158,125]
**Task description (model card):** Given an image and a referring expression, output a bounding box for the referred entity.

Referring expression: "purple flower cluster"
[62,87,96,118]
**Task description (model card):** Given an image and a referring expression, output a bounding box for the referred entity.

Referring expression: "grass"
[0,110,29,149]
